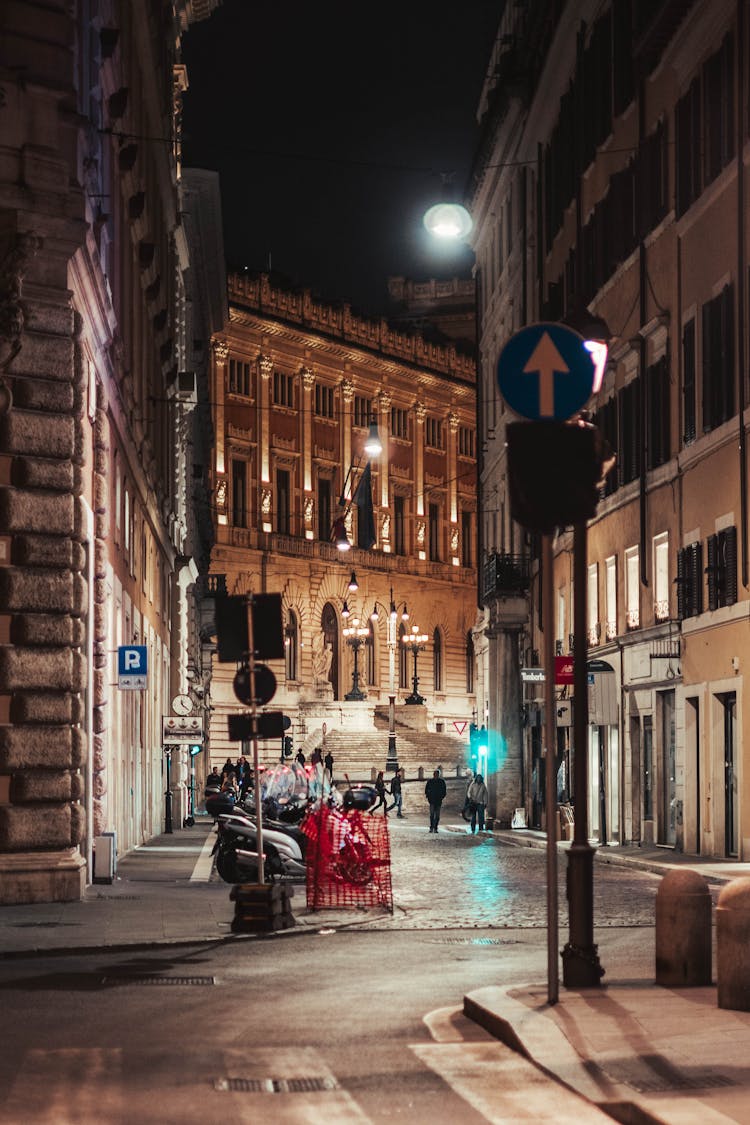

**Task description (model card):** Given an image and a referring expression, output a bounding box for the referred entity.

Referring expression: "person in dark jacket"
[370,770,388,815]
[425,769,447,832]
[387,769,404,817]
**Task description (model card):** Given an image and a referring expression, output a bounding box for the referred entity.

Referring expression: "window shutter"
[706,534,718,610]
[689,541,703,616]
[722,526,738,606]
[676,547,685,620]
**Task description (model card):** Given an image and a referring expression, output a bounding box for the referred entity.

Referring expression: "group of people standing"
[424,769,489,834]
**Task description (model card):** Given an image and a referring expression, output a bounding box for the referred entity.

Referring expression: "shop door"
[722,692,738,857]
[660,691,676,846]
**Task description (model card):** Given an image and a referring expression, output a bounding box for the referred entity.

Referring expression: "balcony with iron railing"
[482,552,531,601]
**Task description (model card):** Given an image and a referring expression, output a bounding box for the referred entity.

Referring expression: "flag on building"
[354,461,376,549]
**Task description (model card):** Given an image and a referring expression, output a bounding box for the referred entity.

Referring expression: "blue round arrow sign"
[496,322,596,421]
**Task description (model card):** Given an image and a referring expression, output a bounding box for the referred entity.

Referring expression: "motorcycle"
[212,806,308,883]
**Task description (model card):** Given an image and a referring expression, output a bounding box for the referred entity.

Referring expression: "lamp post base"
[386,734,399,774]
[563,841,604,988]
[404,693,424,705]
[344,687,367,701]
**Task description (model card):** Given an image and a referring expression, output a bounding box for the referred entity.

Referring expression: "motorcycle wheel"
[215,846,245,884]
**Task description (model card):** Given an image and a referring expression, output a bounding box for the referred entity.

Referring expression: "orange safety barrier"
[301,805,393,912]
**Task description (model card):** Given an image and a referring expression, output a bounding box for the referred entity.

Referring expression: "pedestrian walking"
[425,769,447,832]
[370,770,388,815]
[324,750,334,777]
[296,749,306,766]
[220,757,235,784]
[387,769,404,817]
[466,773,489,834]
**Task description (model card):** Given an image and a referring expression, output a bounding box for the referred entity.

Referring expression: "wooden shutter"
[706,534,718,610]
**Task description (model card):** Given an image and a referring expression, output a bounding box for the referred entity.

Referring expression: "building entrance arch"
[322,602,340,700]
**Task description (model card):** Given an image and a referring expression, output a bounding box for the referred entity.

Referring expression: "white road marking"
[190,830,217,881]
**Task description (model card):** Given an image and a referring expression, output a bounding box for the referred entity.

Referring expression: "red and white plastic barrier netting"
[301,805,393,912]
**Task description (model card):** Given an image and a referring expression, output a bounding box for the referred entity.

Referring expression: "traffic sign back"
[497,322,596,421]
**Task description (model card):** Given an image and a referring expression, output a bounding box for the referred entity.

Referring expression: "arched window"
[466,630,474,693]
[433,628,443,692]
[366,619,376,686]
[285,609,298,681]
[399,622,408,689]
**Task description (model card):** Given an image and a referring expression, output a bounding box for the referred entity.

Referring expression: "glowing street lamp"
[342,613,369,702]
[402,623,428,706]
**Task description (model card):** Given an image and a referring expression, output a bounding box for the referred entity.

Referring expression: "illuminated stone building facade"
[0,0,219,903]
[472,0,750,855]
[207,272,478,775]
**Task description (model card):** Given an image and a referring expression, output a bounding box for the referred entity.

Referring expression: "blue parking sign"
[118,645,148,690]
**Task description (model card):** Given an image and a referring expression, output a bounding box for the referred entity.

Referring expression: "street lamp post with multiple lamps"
[370,589,409,772]
[342,605,369,702]
[402,623,428,705]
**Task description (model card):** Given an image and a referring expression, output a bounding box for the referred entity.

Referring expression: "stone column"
[414,401,426,559]
[258,353,272,529]
[486,596,528,827]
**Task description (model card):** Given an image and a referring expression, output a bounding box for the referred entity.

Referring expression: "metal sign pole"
[164,747,173,835]
[542,533,559,1005]
[247,596,263,883]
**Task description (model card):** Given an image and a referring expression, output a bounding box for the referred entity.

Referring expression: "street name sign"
[497,322,596,421]
[118,645,147,690]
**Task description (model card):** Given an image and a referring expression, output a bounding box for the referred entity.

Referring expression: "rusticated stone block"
[10,771,77,803]
[12,613,75,646]
[72,574,88,615]
[71,652,86,693]
[93,644,107,669]
[94,539,107,579]
[8,332,74,381]
[93,667,108,707]
[92,733,106,772]
[1,412,75,459]
[71,803,85,845]
[0,488,74,535]
[0,568,75,613]
[72,619,85,647]
[71,695,83,724]
[0,805,72,850]
[93,798,106,836]
[93,577,107,606]
[93,600,107,639]
[14,535,75,569]
[94,408,109,451]
[95,510,109,540]
[0,648,75,692]
[14,458,74,492]
[93,472,107,514]
[10,693,73,723]
[71,773,84,800]
[92,771,106,799]
[0,724,75,769]
[11,378,75,414]
[94,446,107,475]
[23,302,76,337]
[92,705,106,734]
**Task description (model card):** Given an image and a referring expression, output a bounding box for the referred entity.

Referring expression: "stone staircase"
[321,713,468,783]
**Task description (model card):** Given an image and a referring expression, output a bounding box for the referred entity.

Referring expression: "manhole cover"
[214,1076,338,1094]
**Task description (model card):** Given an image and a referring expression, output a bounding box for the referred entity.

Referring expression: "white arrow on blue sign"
[496,322,596,422]
[118,645,147,690]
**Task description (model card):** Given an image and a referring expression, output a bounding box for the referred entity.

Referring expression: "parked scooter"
[212,805,307,883]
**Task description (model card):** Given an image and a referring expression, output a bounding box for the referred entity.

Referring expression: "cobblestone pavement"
[352,814,661,931]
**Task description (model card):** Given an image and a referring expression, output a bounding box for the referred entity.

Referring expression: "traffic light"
[507,420,614,534]
[283,736,293,756]
[189,744,202,757]
[469,725,489,771]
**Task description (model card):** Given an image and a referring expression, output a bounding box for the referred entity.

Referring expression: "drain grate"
[215,1076,338,1094]
[94,894,142,901]
[429,937,518,946]
[102,975,216,987]
[10,922,81,929]
[601,1057,737,1094]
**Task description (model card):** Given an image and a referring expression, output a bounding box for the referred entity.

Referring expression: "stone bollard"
[717,877,750,1010]
[655,869,712,986]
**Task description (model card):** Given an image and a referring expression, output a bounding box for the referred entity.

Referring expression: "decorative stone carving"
[415,402,426,424]
[300,365,314,390]
[304,495,314,525]
[0,230,42,373]
[262,488,272,517]
[258,353,273,379]
[213,340,228,364]
[449,410,459,432]
[450,527,459,553]
[378,390,392,411]
[215,476,227,514]
[416,520,426,546]
[341,377,354,402]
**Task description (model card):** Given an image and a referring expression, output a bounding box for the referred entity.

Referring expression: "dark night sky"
[181,1,500,317]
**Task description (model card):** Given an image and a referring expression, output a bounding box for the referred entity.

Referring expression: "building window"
[466,631,474,693]
[461,510,472,568]
[619,377,641,485]
[702,284,735,433]
[394,495,406,555]
[433,628,442,692]
[654,533,669,621]
[587,563,599,646]
[366,620,376,686]
[232,460,246,527]
[317,478,331,541]
[646,356,670,469]
[273,371,294,407]
[124,487,130,553]
[354,396,371,428]
[605,555,617,640]
[314,382,334,418]
[707,526,737,610]
[398,622,408,689]
[458,427,474,457]
[683,319,696,445]
[228,358,251,396]
[677,541,703,620]
[285,610,298,681]
[428,503,440,561]
[425,417,443,449]
[276,469,290,534]
[626,546,640,629]
[390,407,408,439]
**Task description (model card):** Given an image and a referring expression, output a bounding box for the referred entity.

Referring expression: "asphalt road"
[0,825,661,1124]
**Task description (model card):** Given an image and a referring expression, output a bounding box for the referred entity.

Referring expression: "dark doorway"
[322,602,339,700]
